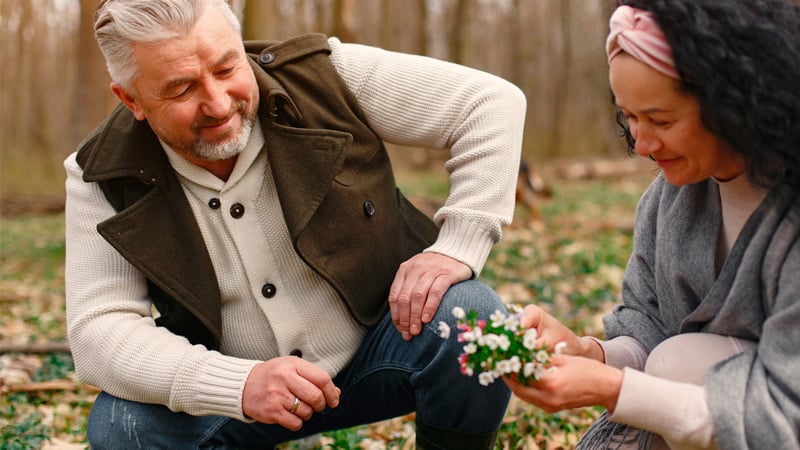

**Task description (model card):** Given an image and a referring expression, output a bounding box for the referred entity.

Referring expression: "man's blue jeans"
[86,280,511,449]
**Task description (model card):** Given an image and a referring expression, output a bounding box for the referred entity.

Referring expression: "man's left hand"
[388,252,471,340]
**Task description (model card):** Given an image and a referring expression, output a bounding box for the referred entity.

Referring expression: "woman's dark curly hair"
[614,0,800,192]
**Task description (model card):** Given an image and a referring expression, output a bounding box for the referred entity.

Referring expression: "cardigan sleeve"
[64,153,259,421]
[603,175,672,351]
[610,369,716,448]
[327,37,526,276]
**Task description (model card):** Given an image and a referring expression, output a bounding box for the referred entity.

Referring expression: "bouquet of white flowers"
[438,305,564,386]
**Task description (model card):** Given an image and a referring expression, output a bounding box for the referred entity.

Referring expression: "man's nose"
[200,82,232,118]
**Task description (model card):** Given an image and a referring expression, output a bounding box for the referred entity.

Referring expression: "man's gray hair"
[94,0,241,90]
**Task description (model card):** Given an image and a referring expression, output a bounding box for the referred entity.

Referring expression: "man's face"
[113,6,259,164]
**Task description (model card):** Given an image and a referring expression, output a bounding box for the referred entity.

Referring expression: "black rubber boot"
[415,421,498,450]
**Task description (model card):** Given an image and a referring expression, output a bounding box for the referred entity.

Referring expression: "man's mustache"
[192,100,249,130]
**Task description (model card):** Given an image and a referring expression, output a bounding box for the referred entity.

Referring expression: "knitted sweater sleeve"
[64,153,258,421]
[327,38,526,275]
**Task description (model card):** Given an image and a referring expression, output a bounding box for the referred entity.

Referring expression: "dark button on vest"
[208,198,221,209]
[230,203,245,218]
[260,52,275,64]
[261,283,277,298]
[289,349,303,358]
[363,200,375,217]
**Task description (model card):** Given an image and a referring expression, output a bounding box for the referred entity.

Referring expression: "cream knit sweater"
[64,38,526,421]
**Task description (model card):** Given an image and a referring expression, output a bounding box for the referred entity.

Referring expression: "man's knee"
[85,392,222,449]
[86,393,148,449]
[439,280,505,318]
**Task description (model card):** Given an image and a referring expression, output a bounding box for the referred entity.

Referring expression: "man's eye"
[171,85,193,98]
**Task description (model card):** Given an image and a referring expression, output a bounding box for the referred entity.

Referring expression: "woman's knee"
[645,333,757,384]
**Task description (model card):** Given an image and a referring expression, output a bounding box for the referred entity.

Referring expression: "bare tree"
[418,0,428,56]
[0,0,628,202]
[242,0,275,40]
[1,0,81,199]
[448,0,474,64]
[74,0,116,146]
[548,0,572,159]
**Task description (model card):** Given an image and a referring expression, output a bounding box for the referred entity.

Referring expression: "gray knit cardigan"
[596,174,800,449]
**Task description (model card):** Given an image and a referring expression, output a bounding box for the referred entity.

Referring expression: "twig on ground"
[0,342,72,354]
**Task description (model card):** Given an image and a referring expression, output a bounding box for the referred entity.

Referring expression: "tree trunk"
[74,0,115,146]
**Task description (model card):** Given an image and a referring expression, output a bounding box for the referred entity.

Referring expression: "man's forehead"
[132,34,241,76]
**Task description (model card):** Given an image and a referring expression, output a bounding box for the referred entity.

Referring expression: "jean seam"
[196,416,233,448]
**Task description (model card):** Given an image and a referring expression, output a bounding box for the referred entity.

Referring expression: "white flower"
[497,334,511,351]
[452,306,466,319]
[464,366,474,376]
[508,355,522,373]
[478,371,495,386]
[523,362,537,378]
[460,330,477,342]
[536,349,549,363]
[554,341,567,354]
[479,334,502,350]
[437,321,451,339]
[522,328,538,350]
[463,343,477,354]
[496,359,512,374]
[504,315,520,331]
[490,309,507,328]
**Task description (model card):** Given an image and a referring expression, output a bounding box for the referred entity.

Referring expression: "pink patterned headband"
[606,5,679,79]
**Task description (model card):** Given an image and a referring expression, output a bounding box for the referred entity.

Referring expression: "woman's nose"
[633,125,660,157]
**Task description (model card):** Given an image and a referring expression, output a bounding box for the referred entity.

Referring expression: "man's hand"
[388,252,472,340]
[242,357,340,431]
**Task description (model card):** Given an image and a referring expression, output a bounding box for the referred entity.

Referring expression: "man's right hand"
[242,357,341,431]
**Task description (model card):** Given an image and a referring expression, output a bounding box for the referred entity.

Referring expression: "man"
[65,0,526,448]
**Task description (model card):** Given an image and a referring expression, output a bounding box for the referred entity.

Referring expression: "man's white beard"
[193,113,255,161]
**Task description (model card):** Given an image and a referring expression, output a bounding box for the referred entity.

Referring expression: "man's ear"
[111,82,146,121]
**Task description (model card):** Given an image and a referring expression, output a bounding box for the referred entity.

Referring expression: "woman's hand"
[519,304,604,361]
[504,354,623,413]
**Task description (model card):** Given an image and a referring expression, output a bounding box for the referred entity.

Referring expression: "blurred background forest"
[0,0,622,211]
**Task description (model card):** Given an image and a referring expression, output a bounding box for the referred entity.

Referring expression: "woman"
[504,0,800,449]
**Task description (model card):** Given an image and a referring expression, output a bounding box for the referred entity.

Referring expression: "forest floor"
[0,156,657,449]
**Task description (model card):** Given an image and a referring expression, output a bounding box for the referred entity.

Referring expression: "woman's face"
[609,53,745,185]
